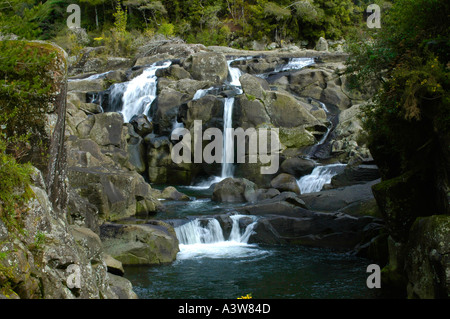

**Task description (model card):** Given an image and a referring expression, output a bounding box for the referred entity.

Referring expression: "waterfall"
[297,164,346,194]
[117,60,171,123]
[175,215,258,246]
[221,97,235,178]
[220,58,245,179]
[316,102,331,146]
[175,218,225,245]
[175,215,265,260]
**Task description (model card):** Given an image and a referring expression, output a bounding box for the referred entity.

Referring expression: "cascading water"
[297,164,347,194]
[174,215,263,260]
[68,70,113,82]
[175,218,225,245]
[114,60,172,123]
[274,57,315,72]
[220,58,245,179]
[221,97,235,178]
[192,87,212,100]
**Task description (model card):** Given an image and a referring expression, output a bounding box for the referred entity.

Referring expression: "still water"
[124,244,379,299]
[124,184,380,299]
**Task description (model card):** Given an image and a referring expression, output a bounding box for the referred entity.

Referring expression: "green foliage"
[186,25,230,47]
[0,0,72,39]
[0,40,59,230]
[0,41,55,156]
[102,2,135,57]
[345,0,450,177]
[0,136,33,232]
[113,1,128,34]
[158,22,175,37]
[34,231,46,250]
[1,0,363,48]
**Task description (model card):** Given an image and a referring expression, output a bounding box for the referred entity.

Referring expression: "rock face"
[100,222,179,265]
[0,172,128,299]
[0,41,141,299]
[405,215,450,299]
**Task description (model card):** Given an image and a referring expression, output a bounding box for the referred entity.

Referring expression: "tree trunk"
[95,5,99,29]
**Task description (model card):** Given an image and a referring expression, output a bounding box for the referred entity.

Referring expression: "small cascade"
[274,57,315,73]
[297,164,346,194]
[175,215,258,246]
[117,60,172,122]
[174,214,262,260]
[193,87,212,100]
[316,102,332,146]
[68,70,113,82]
[175,218,225,245]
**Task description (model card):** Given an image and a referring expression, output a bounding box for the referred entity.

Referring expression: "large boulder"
[182,95,224,130]
[212,177,259,203]
[89,112,125,147]
[331,164,380,188]
[108,273,139,299]
[136,41,205,60]
[235,192,383,251]
[299,179,381,217]
[280,157,316,178]
[100,222,179,265]
[249,210,382,251]
[278,126,317,149]
[153,88,190,135]
[126,125,146,174]
[240,73,270,100]
[270,173,300,194]
[235,95,271,129]
[184,52,229,84]
[68,166,161,221]
[264,91,320,128]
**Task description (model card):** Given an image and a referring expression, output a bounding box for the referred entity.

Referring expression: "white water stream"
[174,215,265,260]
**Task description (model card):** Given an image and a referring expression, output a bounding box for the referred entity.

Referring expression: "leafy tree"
[79,0,108,29]
[345,0,449,180]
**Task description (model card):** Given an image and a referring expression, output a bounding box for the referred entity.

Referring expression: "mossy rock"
[405,215,450,299]
[279,127,316,149]
[371,170,437,242]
